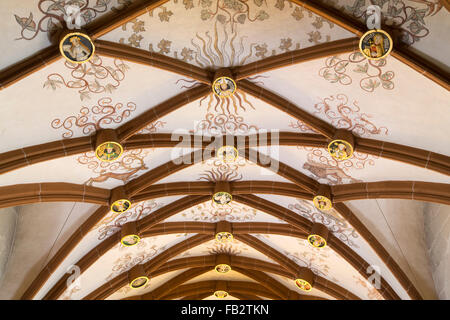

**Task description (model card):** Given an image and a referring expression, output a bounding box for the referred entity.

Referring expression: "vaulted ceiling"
[0,0,449,300]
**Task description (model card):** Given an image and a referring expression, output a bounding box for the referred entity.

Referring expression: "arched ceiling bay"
[0,0,449,301]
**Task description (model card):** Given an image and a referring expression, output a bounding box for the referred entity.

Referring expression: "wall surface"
[0,206,17,289]
[424,203,450,300]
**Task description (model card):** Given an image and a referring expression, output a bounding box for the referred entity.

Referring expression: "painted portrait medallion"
[59,32,95,64]
[95,141,123,162]
[215,231,234,243]
[295,279,312,292]
[359,29,393,61]
[213,191,232,206]
[212,77,236,98]
[111,199,131,214]
[121,234,141,247]
[327,139,353,161]
[215,264,232,274]
[313,195,332,211]
[217,146,238,163]
[308,234,327,248]
[214,290,228,299]
[130,276,149,289]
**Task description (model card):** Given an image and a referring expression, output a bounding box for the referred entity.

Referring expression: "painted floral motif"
[311,93,388,133]
[342,0,446,45]
[319,51,395,92]
[44,55,130,100]
[180,201,258,222]
[94,200,162,241]
[105,241,163,282]
[281,238,340,282]
[51,97,136,138]
[80,148,150,186]
[119,18,146,47]
[13,0,126,40]
[288,199,359,248]
[291,94,388,184]
[192,0,270,32]
[116,1,335,67]
[198,161,243,182]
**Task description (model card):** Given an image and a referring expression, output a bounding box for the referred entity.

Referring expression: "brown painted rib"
[132,181,312,203]
[2,133,448,177]
[116,84,210,140]
[332,181,450,205]
[181,292,217,300]
[0,137,93,175]
[233,195,313,232]
[86,0,169,39]
[0,132,326,175]
[443,0,450,11]
[233,37,360,80]
[218,293,262,300]
[0,183,110,209]
[232,267,295,300]
[158,281,281,300]
[1,172,447,211]
[0,46,60,90]
[95,40,212,84]
[355,137,450,176]
[238,80,336,138]
[288,0,449,90]
[241,148,321,194]
[148,268,213,300]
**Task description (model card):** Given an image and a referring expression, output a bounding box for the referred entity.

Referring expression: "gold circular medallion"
[111,199,131,214]
[213,192,232,206]
[130,276,149,289]
[215,264,232,274]
[313,195,332,211]
[359,29,393,61]
[308,234,327,248]
[215,231,234,243]
[218,146,238,163]
[59,32,95,64]
[121,234,141,247]
[214,290,228,299]
[327,139,353,161]
[212,77,236,98]
[295,279,312,292]
[95,141,123,162]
